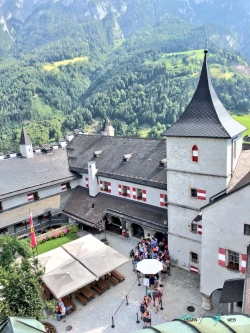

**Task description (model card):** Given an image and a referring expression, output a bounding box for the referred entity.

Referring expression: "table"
[79,286,95,300]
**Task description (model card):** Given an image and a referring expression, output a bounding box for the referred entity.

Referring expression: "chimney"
[87,161,99,197]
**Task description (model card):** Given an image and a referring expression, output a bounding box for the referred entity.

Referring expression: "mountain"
[0,0,249,152]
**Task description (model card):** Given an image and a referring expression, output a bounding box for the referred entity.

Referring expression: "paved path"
[44,231,223,333]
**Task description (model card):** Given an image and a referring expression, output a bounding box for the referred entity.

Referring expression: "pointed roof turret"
[19,127,32,145]
[163,50,246,138]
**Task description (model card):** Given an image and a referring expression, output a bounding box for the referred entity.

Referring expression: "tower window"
[190,252,198,263]
[192,145,198,162]
[191,189,197,197]
[0,201,2,211]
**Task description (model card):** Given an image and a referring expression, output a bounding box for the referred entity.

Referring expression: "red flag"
[29,212,37,248]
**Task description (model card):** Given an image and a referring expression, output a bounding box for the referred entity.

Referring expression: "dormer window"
[103,181,109,192]
[123,153,132,162]
[192,145,198,162]
[159,158,167,167]
[27,192,40,202]
[94,150,102,158]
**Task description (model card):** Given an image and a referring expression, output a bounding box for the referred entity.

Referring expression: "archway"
[132,223,144,238]
[105,215,122,235]
[154,232,168,244]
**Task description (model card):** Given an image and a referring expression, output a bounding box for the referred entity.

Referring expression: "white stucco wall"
[98,176,167,209]
[1,179,80,210]
[167,137,230,177]
[226,134,243,176]
[200,184,250,296]
[167,170,228,209]
[20,144,33,158]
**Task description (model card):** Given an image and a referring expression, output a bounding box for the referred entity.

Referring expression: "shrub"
[42,236,47,243]
[52,231,59,239]
[68,224,80,233]
[62,228,69,234]
[58,231,64,238]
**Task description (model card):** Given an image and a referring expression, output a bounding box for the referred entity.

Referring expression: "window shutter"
[218,248,226,267]
[197,189,206,200]
[132,188,136,199]
[190,266,199,274]
[127,186,130,198]
[100,180,103,191]
[118,184,122,196]
[241,254,247,274]
[160,194,164,206]
[197,225,202,234]
[108,182,111,193]
[27,193,34,202]
[85,177,89,188]
[142,189,147,202]
[192,145,198,162]
[61,183,67,191]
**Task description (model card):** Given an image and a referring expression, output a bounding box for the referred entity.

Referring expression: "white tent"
[41,261,96,299]
[37,247,75,274]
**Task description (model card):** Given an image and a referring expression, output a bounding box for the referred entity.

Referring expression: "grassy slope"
[37,233,79,254]
[43,56,88,71]
[232,114,250,137]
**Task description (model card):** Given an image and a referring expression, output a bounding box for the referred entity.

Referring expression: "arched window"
[192,145,198,162]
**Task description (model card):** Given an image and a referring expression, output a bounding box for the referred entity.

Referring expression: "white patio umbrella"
[137,259,163,275]
[42,261,96,299]
[79,245,129,277]
[62,234,106,260]
[37,247,75,274]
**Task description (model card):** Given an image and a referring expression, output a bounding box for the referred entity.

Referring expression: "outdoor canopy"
[37,247,75,274]
[41,261,97,299]
[0,317,46,333]
[62,234,107,259]
[76,245,129,277]
[137,259,163,275]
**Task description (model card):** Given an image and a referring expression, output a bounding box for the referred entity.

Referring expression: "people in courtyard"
[57,304,65,321]
[140,298,147,319]
[142,310,151,328]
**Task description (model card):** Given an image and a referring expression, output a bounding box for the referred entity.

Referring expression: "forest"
[0,4,249,152]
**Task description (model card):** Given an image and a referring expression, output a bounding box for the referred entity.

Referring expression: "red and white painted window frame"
[218,248,246,273]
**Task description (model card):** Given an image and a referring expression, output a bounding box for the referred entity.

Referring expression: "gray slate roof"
[62,186,168,232]
[0,149,80,200]
[67,135,167,187]
[19,127,32,145]
[163,51,246,138]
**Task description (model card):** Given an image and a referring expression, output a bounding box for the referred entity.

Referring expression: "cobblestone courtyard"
[46,231,222,333]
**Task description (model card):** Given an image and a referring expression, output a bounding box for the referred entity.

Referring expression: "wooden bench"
[96,278,110,291]
[75,292,88,306]
[90,282,104,295]
[41,284,52,300]
[79,286,95,300]
[63,296,77,311]
[105,274,118,285]
[111,270,126,282]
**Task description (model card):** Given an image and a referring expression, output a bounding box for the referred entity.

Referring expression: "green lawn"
[232,114,250,138]
[37,233,79,254]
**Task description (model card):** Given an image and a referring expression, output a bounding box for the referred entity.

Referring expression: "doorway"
[132,223,144,238]
[105,216,122,235]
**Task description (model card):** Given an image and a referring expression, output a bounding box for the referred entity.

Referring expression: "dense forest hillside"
[0,0,249,152]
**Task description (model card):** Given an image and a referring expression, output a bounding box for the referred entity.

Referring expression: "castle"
[0,49,250,312]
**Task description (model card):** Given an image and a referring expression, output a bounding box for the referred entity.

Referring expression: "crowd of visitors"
[131,236,170,328]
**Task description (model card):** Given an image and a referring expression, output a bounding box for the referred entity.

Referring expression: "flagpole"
[29,209,38,256]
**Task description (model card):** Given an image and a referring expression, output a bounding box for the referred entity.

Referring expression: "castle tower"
[101,117,115,136]
[163,50,246,278]
[19,127,33,158]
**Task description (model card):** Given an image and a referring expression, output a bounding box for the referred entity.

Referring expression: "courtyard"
[45,230,224,333]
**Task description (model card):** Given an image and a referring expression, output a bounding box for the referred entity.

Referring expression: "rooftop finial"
[204,39,208,55]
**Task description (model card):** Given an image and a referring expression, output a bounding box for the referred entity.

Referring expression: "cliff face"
[0,0,249,57]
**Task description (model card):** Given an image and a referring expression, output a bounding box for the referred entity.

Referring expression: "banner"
[29,212,37,248]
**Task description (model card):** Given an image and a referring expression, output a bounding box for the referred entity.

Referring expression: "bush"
[62,228,69,234]
[68,224,80,233]
[52,231,59,239]
[58,231,64,238]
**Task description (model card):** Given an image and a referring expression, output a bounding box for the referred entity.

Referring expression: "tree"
[0,257,44,321]
[0,235,33,268]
